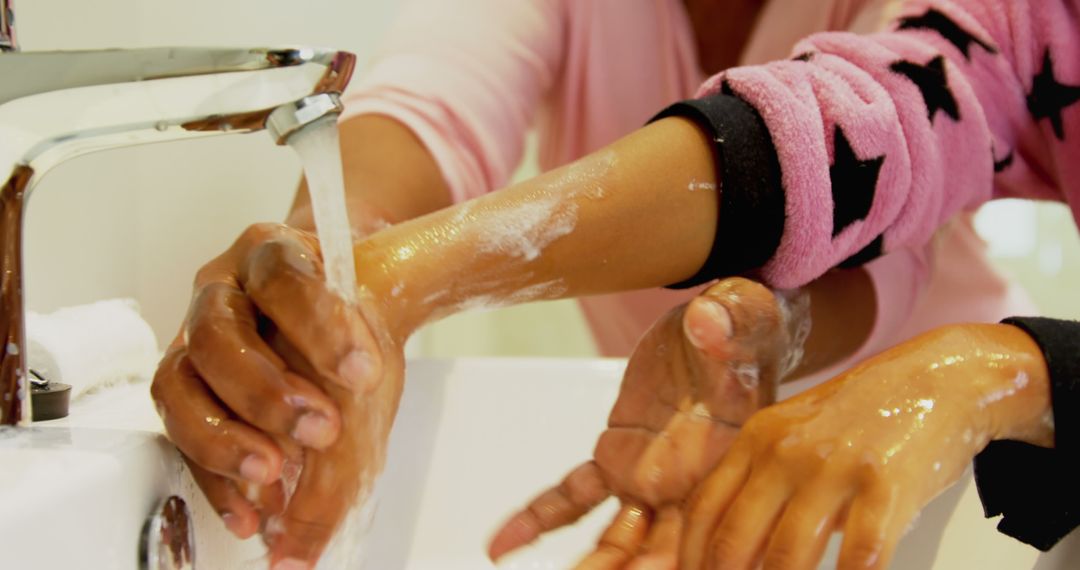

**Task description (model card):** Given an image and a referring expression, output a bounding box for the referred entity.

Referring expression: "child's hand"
[680,323,1051,570]
[488,278,804,568]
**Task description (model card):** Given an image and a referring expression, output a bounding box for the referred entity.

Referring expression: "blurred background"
[16,0,1080,359]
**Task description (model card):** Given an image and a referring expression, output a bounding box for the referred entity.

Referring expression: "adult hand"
[151,222,398,566]
[489,278,805,568]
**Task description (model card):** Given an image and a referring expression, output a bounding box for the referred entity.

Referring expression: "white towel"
[26,299,159,399]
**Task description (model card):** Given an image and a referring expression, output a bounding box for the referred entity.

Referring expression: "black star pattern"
[830,126,885,237]
[839,234,884,268]
[890,56,960,123]
[993,150,1014,173]
[897,8,996,61]
[1027,49,1080,141]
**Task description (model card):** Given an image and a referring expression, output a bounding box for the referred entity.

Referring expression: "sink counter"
[1,358,1071,569]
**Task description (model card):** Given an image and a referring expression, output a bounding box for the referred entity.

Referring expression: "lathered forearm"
[352,117,720,338]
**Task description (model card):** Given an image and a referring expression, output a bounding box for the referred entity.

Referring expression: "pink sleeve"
[339,0,565,203]
[680,0,1080,290]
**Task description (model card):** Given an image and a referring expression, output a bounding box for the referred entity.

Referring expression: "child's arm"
[654,0,1079,290]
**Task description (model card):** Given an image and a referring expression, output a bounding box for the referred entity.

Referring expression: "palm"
[490,279,796,568]
[593,306,762,508]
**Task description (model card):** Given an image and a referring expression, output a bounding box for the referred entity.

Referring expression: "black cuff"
[649,84,786,289]
[973,317,1080,551]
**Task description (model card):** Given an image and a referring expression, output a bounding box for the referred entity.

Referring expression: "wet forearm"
[353,117,720,336]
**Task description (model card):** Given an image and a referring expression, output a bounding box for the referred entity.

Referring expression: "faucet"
[1,0,13,53]
[0,0,356,424]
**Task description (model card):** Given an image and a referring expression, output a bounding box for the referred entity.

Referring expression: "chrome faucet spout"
[0,0,14,53]
[0,46,356,424]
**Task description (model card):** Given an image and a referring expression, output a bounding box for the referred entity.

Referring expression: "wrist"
[932,324,1054,447]
[981,324,1055,446]
[351,215,465,340]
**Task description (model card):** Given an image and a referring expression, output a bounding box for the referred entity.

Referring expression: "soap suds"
[688,178,717,192]
[775,289,812,378]
[733,363,760,390]
[979,372,1029,407]
[473,195,578,261]
[451,279,569,314]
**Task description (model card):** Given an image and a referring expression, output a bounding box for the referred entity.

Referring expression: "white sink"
[1,358,1073,569]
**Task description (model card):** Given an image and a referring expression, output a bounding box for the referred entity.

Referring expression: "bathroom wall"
[16,0,598,357]
[974,201,1080,320]
[15,1,1080,361]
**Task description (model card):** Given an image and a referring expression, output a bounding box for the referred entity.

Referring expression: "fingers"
[705,470,790,570]
[624,505,682,570]
[680,440,752,570]
[152,348,283,485]
[698,279,782,345]
[185,282,341,450]
[683,295,733,358]
[574,503,653,570]
[685,278,791,405]
[681,291,775,420]
[238,227,382,392]
[488,462,612,561]
[265,450,360,570]
[837,484,909,570]
[761,483,848,570]
[185,458,260,539]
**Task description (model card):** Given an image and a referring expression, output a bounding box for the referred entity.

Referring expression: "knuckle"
[841,540,886,570]
[763,545,803,570]
[242,386,290,428]
[247,238,314,293]
[179,433,229,470]
[188,282,244,327]
[192,264,218,289]
[528,491,569,529]
[150,351,187,412]
[239,222,282,245]
[709,534,745,565]
[741,412,778,444]
[184,313,223,362]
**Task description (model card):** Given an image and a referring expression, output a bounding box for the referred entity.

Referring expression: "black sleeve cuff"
[649,84,786,289]
[973,317,1080,551]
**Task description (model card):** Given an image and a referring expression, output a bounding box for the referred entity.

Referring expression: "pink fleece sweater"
[681,0,1079,290]
[341,0,1034,381]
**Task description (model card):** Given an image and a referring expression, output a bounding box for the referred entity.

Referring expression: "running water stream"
[282,116,376,569]
[288,116,359,305]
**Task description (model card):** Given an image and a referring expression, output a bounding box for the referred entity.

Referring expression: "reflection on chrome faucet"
[0,19,355,424]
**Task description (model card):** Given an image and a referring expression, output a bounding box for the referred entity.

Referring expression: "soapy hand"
[679,323,1052,570]
[151,222,404,568]
[488,278,804,568]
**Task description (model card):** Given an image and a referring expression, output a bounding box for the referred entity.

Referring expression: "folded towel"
[26,299,159,399]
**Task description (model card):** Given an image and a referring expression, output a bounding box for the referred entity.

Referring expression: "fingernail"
[273,559,310,570]
[338,350,377,390]
[240,455,270,484]
[221,512,246,537]
[292,412,335,449]
[685,299,733,350]
[701,299,733,337]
